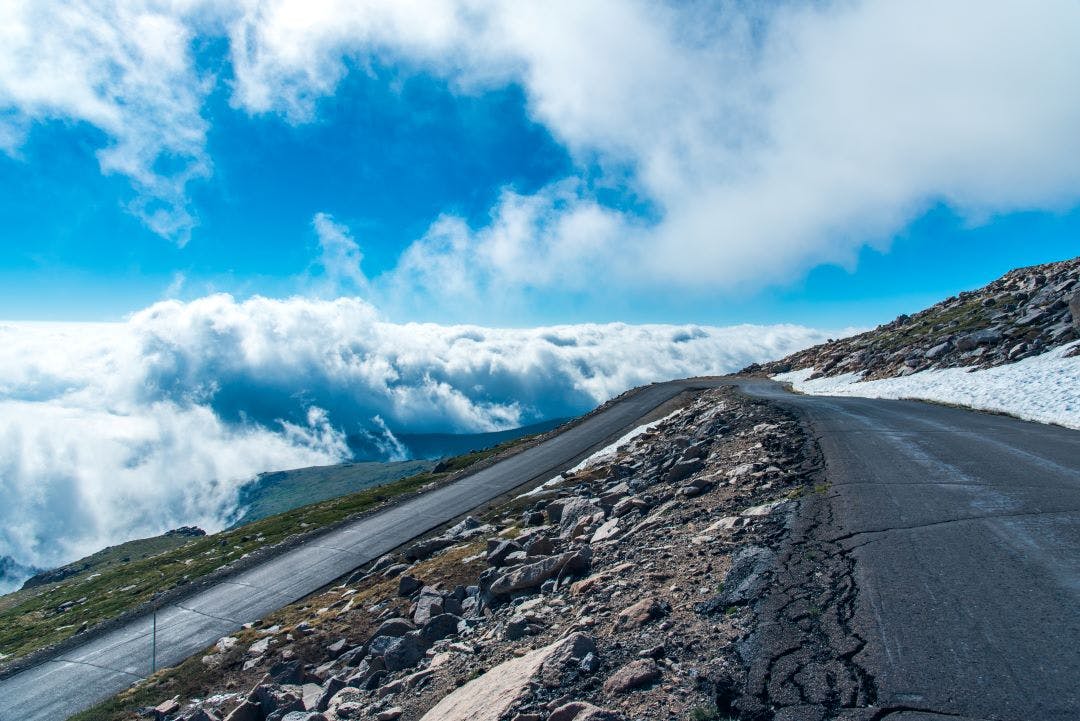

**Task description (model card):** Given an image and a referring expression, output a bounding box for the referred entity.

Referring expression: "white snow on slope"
[774,341,1080,429]
[518,407,686,498]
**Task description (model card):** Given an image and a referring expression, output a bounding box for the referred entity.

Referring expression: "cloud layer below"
[0,294,829,589]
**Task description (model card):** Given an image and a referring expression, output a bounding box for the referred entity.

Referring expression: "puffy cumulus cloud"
[223,0,1080,300]
[0,298,828,586]
[0,0,212,243]
[6,2,1080,294]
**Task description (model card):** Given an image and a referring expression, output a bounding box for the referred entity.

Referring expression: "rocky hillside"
[77,387,831,721]
[749,255,1080,381]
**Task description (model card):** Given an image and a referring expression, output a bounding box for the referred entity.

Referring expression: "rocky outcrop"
[750,255,1080,380]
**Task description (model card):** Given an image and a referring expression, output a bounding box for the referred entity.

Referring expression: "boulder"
[488,549,590,596]
[602,659,661,695]
[1070,292,1080,331]
[924,341,950,360]
[382,632,427,672]
[184,710,221,721]
[487,540,524,567]
[504,614,530,640]
[223,701,260,721]
[253,684,304,718]
[420,613,462,643]
[558,497,600,538]
[151,700,180,720]
[417,634,595,721]
[372,617,415,640]
[413,588,445,625]
[397,574,423,597]
[405,536,455,562]
[665,458,704,484]
[314,677,346,712]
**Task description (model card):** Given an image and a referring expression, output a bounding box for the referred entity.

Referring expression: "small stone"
[602,659,661,694]
[376,708,403,721]
[548,701,624,721]
[614,597,665,630]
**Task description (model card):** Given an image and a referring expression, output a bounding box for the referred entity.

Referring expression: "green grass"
[0,432,540,664]
[234,458,435,525]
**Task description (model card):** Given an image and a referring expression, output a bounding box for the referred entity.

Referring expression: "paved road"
[0,379,713,721]
[737,379,1080,721]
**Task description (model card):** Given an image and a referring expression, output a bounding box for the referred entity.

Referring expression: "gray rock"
[664,458,704,484]
[397,574,423,597]
[223,700,260,721]
[372,617,416,640]
[445,515,483,538]
[380,563,409,579]
[420,613,462,643]
[413,588,445,625]
[488,548,590,597]
[1070,292,1080,331]
[369,553,397,572]
[539,632,597,687]
[504,614,530,640]
[924,341,950,359]
[558,497,599,537]
[524,536,555,556]
[405,536,455,562]
[366,635,399,658]
[253,685,304,718]
[382,632,427,672]
[487,540,524,567]
[315,676,346,712]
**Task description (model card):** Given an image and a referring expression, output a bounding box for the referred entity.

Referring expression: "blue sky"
[1,1,1078,328]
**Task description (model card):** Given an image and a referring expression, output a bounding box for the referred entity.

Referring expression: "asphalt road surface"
[738,379,1080,721]
[0,379,713,721]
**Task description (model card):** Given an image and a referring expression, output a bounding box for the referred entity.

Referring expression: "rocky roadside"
[94,387,858,721]
[748,255,1079,381]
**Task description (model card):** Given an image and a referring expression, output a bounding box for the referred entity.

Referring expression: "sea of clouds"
[0,294,830,591]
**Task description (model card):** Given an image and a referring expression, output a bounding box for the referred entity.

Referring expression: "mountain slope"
[752,255,1079,380]
[752,255,1080,428]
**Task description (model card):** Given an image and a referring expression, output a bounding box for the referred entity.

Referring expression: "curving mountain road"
[3,378,1078,720]
[737,379,1080,721]
[0,379,713,721]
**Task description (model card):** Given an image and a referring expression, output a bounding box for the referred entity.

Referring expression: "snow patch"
[775,342,1080,429]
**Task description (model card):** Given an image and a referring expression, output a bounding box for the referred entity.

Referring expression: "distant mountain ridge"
[749,256,1079,380]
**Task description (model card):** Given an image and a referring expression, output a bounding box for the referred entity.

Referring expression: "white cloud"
[4,1,1079,292]
[0,0,212,243]
[311,212,370,296]
[0,297,828,584]
[219,0,1080,302]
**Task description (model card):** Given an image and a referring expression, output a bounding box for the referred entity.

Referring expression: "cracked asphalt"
[736,379,1080,721]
